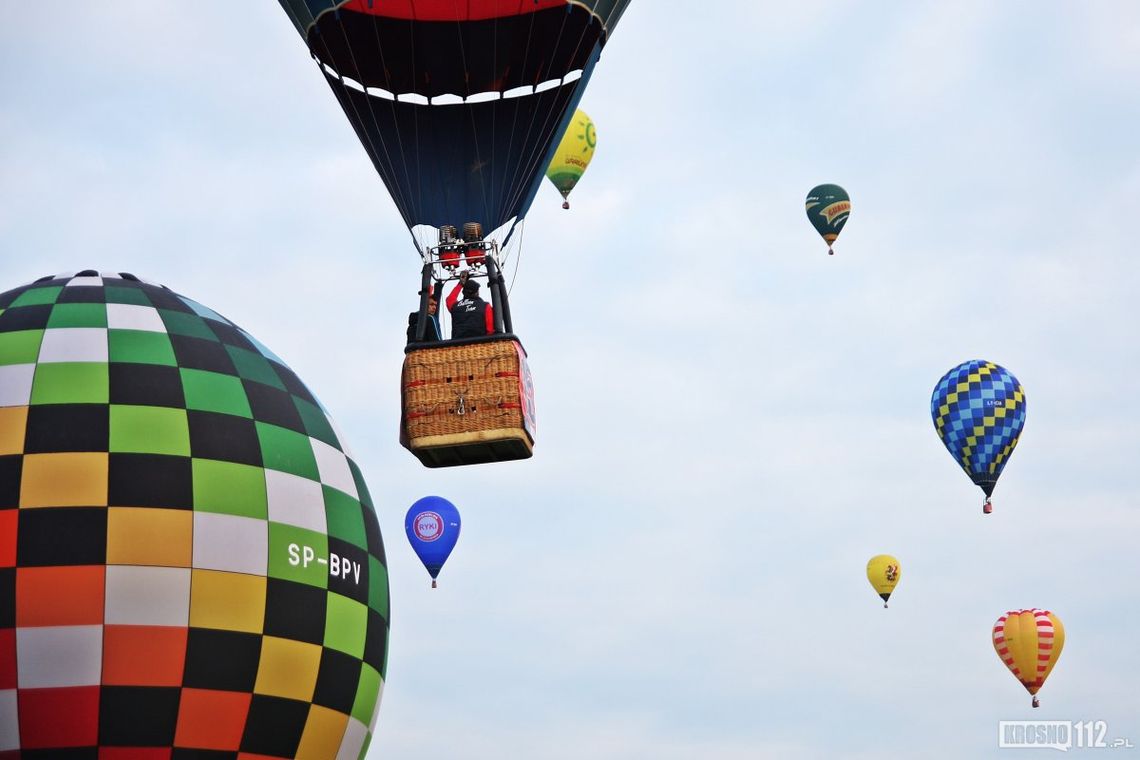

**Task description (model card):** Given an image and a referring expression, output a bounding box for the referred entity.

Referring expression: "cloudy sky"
[3,2,1139,758]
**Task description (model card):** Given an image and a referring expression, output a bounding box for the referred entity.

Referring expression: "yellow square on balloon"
[254,635,321,701]
[295,704,350,760]
[189,569,266,633]
[0,406,27,454]
[107,507,192,567]
[20,452,108,507]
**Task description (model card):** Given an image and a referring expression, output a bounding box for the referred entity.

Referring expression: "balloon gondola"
[276,1,630,467]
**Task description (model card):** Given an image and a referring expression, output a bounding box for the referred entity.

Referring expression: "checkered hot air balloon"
[993,609,1065,707]
[0,272,388,758]
[930,359,1026,514]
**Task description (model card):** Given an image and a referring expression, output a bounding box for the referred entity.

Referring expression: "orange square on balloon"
[174,688,251,750]
[16,565,105,626]
[102,624,187,686]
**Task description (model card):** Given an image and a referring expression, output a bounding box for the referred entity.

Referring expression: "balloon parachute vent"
[439,224,457,244]
[463,222,484,242]
[562,201,570,210]
[983,499,993,515]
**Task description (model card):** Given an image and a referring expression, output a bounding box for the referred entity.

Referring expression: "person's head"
[427,296,438,315]
[463,280,480,298]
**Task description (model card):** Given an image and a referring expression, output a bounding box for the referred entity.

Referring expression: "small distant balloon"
[405,496,461,588]
[866,555,901,608]
[546,109,596,209]
[805,183,850,255]
[993,609,1065,707]
[931,360,1026,514]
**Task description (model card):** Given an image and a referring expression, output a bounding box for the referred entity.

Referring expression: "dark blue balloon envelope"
[405,496,461,587]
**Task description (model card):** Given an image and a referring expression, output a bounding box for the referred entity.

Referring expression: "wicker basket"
[401,338,535,467]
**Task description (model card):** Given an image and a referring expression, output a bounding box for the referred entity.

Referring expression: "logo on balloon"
[413,511,445,542]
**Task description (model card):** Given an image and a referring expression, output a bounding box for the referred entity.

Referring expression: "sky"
[2,2,1139,758]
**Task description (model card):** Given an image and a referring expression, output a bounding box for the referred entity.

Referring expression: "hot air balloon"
[804,184,851,255]
[405,496,461,588]
[866,555,901,608]
[0,271,388,757]
[546,109,597,209]
[931,360,1026,514]
[276,1,630,467]
[993,609,1065,707]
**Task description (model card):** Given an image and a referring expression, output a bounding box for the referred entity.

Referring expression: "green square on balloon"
[9,286,62,307]
[108,329,177,366]
[104,286,152,306]
[368,558,389,617]
[268,523,328,589]
[180,368,252,418]
[159,310,217,340]
[256,422,319,480]
[295,398,338,448]
[228,346,285,390]
[30,362,109,404]
[0,330,43,366]
[192,459,267,518]
[110,405,190,455]
[351,663,381,724]
[324,486,366,549]
[325,594,367,658]
[46,303,107,328]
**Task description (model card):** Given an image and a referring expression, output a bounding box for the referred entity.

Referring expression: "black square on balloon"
[98,685,181,745]
[24,405,109,453]
[187,411,262,467]
[16,508,106,566]
[312,646,360,713]
[182,628,262,692]
[239,694,308,757]
[263,579,327,645]
[109,454,193,509]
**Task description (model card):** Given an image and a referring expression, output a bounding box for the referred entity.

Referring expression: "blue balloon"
[405,496,461,587]
[931,360,1026,513]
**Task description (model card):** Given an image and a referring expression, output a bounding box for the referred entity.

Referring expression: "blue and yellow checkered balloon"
[931,360,1026,504]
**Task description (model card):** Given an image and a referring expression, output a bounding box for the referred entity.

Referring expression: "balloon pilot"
[408,223,516,343]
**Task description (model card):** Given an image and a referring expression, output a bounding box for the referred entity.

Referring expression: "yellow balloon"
[993,609,1065,707]
[866,555,901,608]
[546,109,596,209]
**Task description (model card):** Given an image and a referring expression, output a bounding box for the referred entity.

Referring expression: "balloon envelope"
[804,183,851,252]
[866,554,901,606]
[0,271,388,757]
[931,360,1026,499]
[405,496,461,583]
[993,609,1065,704]
[546,109,597,205]
[277,1,630,245]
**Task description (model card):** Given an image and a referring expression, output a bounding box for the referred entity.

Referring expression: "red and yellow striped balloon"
[992,609,1065,707]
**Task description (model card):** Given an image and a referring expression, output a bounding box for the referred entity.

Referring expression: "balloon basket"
[400,337,536,468]
[431,579,437,589]
[983,499,993,515]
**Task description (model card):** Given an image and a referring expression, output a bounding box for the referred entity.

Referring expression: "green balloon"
[805,183,851,254]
